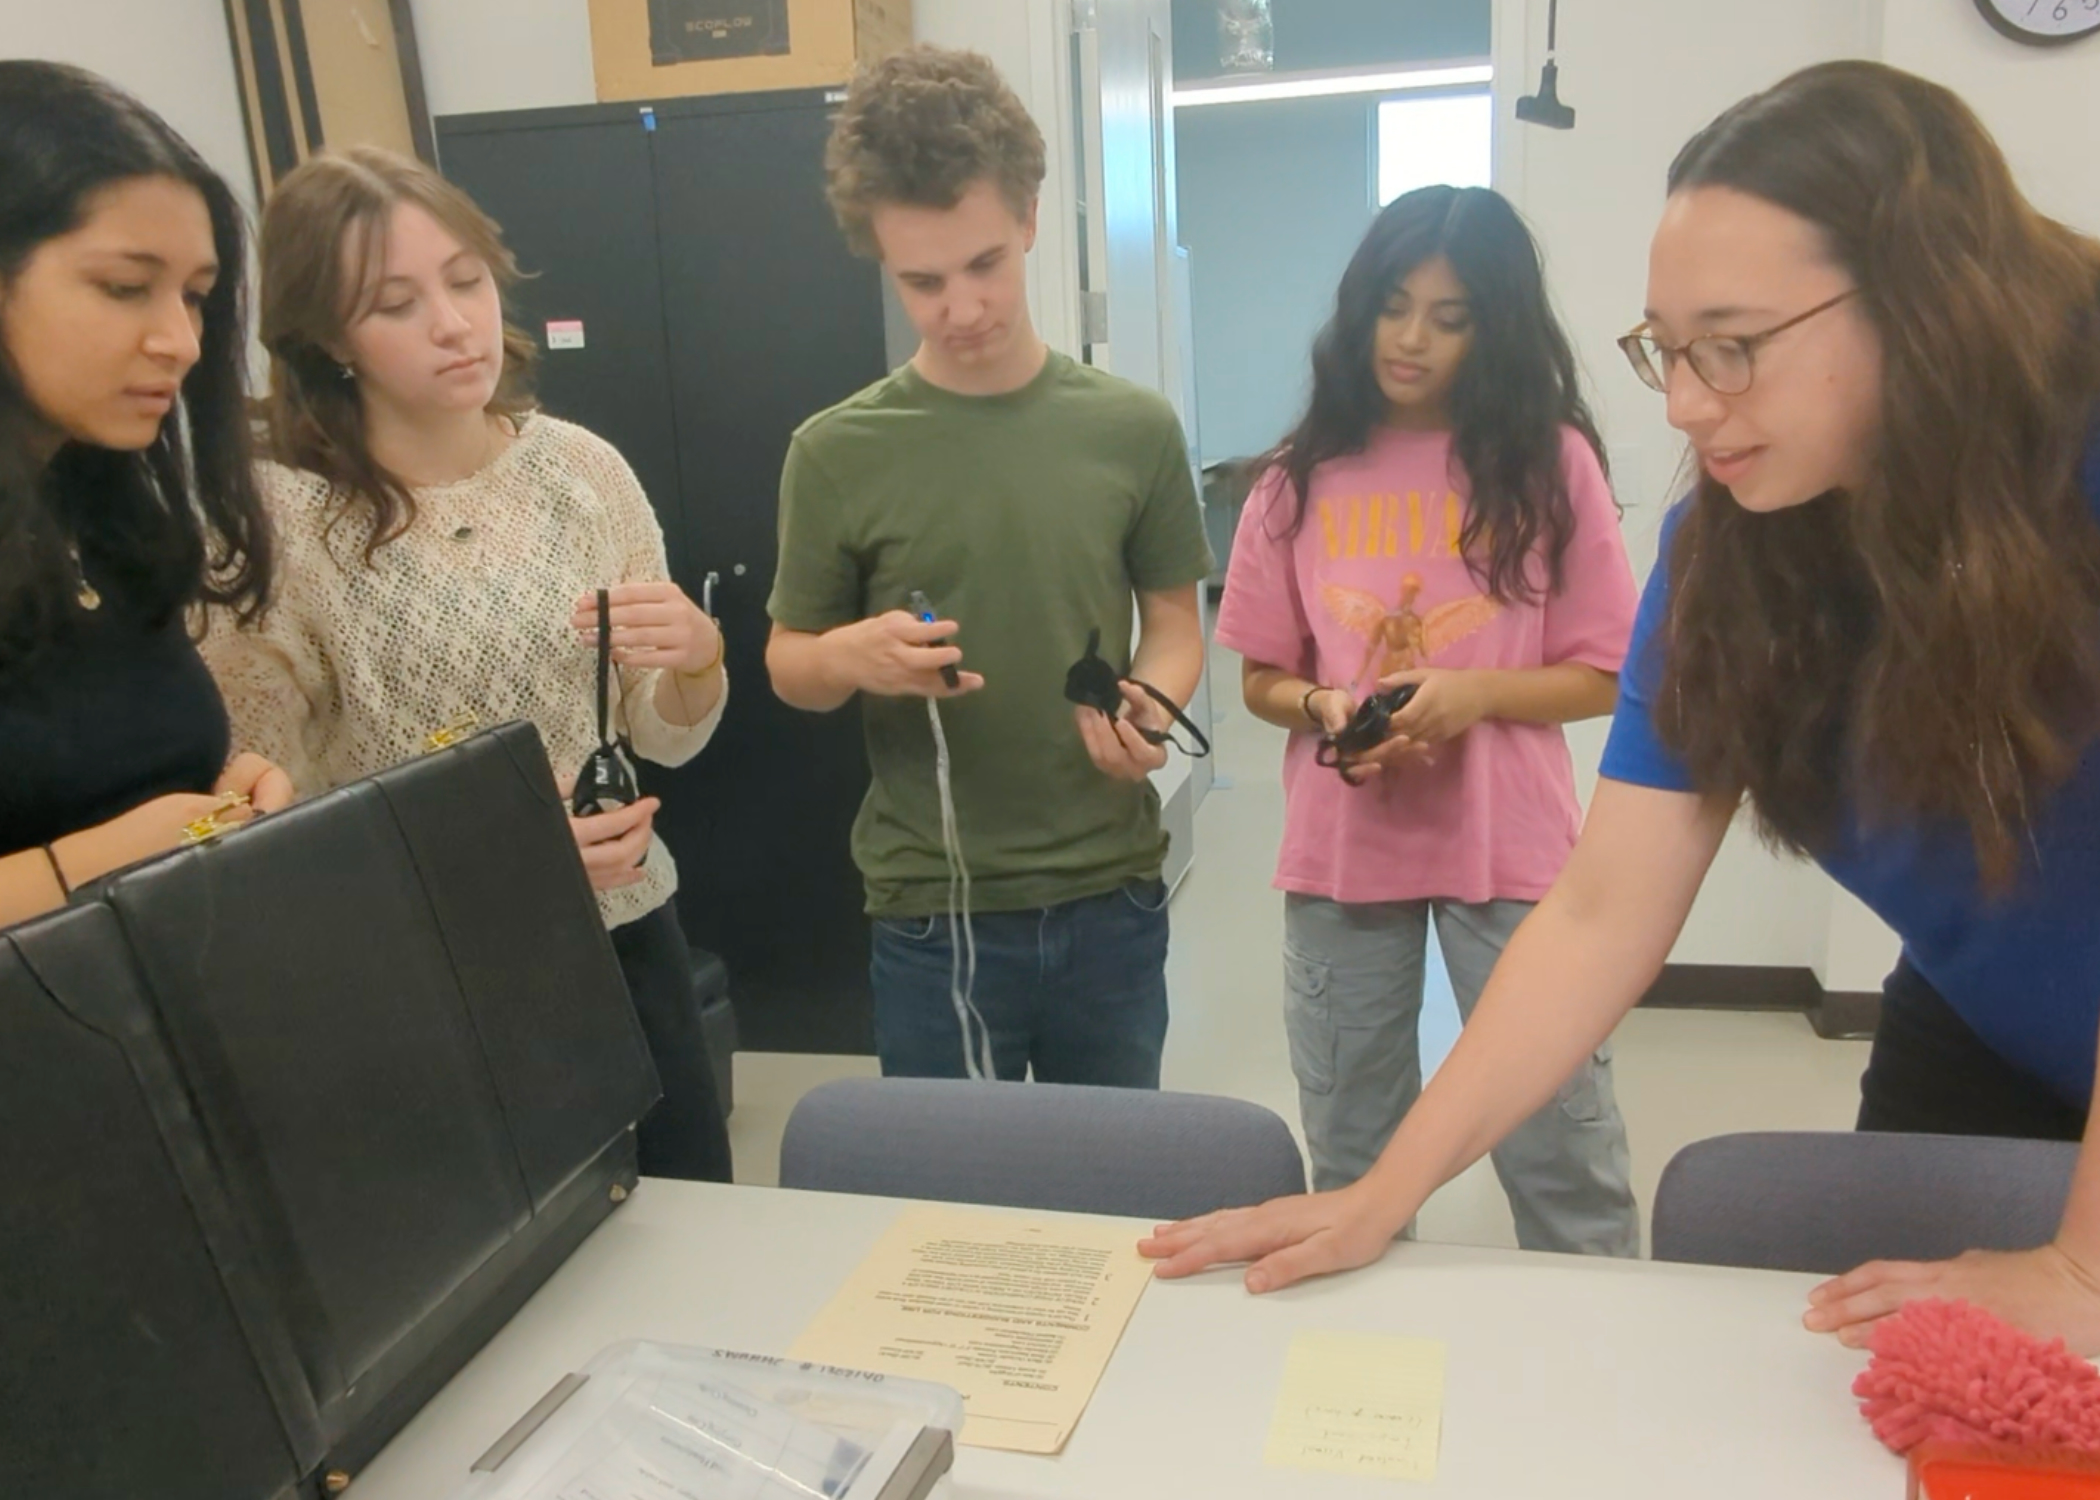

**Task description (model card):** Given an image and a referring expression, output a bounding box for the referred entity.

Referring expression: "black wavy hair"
[1265,184,1604,603]
[0,60,270,675]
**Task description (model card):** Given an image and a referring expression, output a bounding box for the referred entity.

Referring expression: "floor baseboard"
[1810,990,1881,1041]
[1641,963,1880,1041]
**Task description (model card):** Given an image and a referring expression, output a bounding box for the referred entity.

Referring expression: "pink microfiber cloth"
[1854,1299,2100,1455]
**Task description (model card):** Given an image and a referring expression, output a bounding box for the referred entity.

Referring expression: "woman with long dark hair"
[1149,61,2100,1349]
[0,61,286,928]
[1215,185,1640,1255]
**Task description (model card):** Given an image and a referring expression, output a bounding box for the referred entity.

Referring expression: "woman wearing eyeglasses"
[1144,59,2100,1350]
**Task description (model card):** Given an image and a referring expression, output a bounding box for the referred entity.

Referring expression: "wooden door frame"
[222,0,436,200]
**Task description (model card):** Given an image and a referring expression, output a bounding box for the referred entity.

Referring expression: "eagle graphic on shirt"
[1320,574,1501,694]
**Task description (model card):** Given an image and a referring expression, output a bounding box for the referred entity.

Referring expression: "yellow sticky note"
[1265,1330,1447,1483]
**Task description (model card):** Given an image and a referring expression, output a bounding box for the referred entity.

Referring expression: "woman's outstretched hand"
[1139,1185,1405,1293]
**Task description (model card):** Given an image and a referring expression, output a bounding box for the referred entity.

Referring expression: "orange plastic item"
[1911,1443,2100,1499]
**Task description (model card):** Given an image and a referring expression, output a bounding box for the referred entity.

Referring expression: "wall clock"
[1973,0,2100,45]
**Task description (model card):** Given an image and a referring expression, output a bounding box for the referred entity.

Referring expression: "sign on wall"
[648,0,792,64]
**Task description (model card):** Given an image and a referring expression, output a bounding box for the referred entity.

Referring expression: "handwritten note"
[1265,1330,1446,1483]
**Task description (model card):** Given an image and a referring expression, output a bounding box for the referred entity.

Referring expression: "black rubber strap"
[595,587,612,748]
[42,845,70,897]
[1129,678,1213,758]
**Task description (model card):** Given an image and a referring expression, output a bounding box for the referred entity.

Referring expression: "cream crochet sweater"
[201,414,725,929]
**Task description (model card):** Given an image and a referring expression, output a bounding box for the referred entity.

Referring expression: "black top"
[0,549,228,857]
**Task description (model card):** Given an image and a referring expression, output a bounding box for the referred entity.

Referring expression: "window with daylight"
[1377,90,1493,206]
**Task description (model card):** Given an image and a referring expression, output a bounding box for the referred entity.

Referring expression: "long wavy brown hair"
[257,146,538,563]
[1653,61,2100,889]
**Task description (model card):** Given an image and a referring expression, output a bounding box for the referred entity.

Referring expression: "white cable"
[927,698,993,1080]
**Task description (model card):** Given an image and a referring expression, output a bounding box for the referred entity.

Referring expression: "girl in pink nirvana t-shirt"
[1215,185,1641,1255]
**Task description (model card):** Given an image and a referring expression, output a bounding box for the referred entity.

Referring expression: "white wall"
[1820,887,1901,993]
[404,0,1088,352]
[1491,0,2095,983]
[1495,0,1888,971]
[33,0,2066,984]
[407,0,1095,350]
[912,0,2090,981]
[2,0,258,212]
[912,0,1084,356]
[1175,95,1375,463]
[409,0,597,118]
[1881,0,2100,231]
[334,0,2100,983]
[1810,0,2100,986]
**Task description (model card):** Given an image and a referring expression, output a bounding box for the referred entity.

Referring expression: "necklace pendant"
[66,542,101,611]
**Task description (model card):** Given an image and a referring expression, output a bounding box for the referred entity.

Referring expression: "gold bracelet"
[678,627,725,681]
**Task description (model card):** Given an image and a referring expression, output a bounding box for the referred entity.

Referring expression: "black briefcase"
[0,721,660,1499]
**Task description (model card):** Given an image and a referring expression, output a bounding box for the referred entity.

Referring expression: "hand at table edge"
[1137,1185,1402,1294]
[1805,1240,2100,1354]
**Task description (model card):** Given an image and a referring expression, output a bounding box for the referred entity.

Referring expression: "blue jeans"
[869,879,1171,1086]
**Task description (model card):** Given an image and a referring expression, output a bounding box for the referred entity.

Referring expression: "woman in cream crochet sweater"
[203,147,732,1181]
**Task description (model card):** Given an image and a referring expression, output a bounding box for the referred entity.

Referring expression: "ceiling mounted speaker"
[1218,0,1274,74]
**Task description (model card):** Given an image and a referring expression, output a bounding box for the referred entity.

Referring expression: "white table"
[347,1181,1902,1499]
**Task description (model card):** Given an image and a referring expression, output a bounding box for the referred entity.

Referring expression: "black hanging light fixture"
[1515,0,1577,130]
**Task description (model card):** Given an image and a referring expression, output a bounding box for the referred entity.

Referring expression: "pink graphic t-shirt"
[1214,426,1636,905]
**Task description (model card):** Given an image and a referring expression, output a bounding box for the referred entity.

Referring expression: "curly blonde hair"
[824,46,1046,258]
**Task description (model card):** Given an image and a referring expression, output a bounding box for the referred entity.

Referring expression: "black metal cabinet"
[437,90,885,1052]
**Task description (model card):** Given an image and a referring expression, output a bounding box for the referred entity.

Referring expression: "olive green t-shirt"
[768,352,1213,918]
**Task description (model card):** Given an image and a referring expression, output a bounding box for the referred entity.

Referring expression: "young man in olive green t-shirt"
[766,46,1211,1086]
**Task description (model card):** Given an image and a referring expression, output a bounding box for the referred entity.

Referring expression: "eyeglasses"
[1617,290,1858,397]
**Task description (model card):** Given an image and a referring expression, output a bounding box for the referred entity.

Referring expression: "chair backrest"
[1651,1131,2078,1276]
[779,1078,1307,1222]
